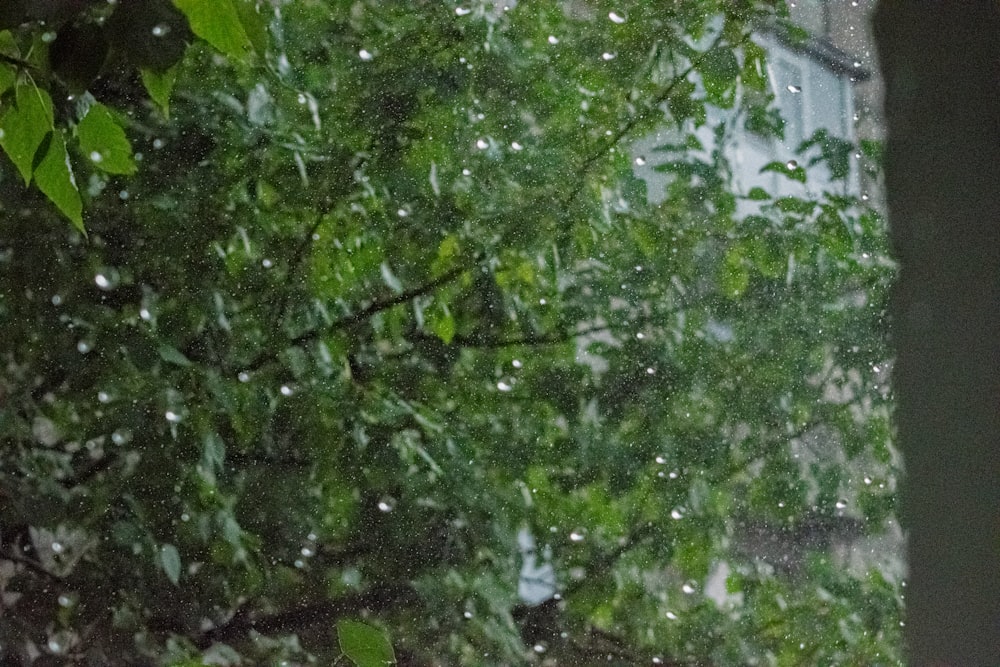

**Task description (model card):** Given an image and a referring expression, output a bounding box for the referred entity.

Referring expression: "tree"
[874,3,1000,665]
[1,1,901,665]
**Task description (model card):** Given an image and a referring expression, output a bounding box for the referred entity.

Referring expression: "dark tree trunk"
[874,3,1000,665]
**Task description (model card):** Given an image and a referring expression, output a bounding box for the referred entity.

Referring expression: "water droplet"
[358,49,373,61]
[862,194,870,201]
[496,380,513,392]
[476,138,489,149]
[238,372,251,383]
[682,581,697,594]
[635,332,645,340]
[300,546,314,557]
[51,294,63,306]
[95,273,112,289]
[41,32,57,44]
[461,168,472,176]
[455,6,471,15]
[47,638,62,653]
[646,367,655,375]
[864,476,873,485]
[152,138,165,149]
[294,559,305,568]
[608,11,626,23]
[786,84,802,93]
[51,541,64,554]
[634,156,646,166]
[119,190,130,200]
[151,23,170,37]
[280,384,294,397]
[668,470,678,479]
[533,643,546,653]
[139,308,152,321]
[296,92,307,104]
[181,512,190,522]
[653,659,664,665]
[835,499,848,509]
[569,530,585,542]
[786,160,798,170]
[111,429,132,445]
[665,611,678,620]
[510,141,523,151]
[77,340,91,354]
[853,60,863,68]
[548,35,559,45]
[165,410,182,423]
[377,497,395,513]
[463,610,474,619]
[97,391,111,403]
[539,298,547,305]
[655,455,667,464]
[397,208,408,217]
[601,52,616,61]
[262,258,273,268]
[670,508,684,520]
[511,359,522,369]
[58,594,72,607]
[89,151,103,163]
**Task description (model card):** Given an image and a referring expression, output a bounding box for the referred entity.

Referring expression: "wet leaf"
[337,620,395,667]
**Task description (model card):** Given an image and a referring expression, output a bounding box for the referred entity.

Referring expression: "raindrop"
[51,542,64,554]
[670,508,684,520]
[835,499,848,509]
[653,659,664,665]
[569,530,585,542]
[786,84,802,93]
[397,208,408,217]
[455,6,471,15]
[262,258,273,268]
[51,294,63,306]
[94,273,113,289]
[77,340,91,354]
[668,471,678,479]
[655,455,667,464]
[181,512,190,522]
[634,156,646,166]
[111,429,131,445]
[665,611,678,620]
[119,190,130,200]
[296,93,307,104]
[476,138,489,150]
[139,308,152,321]
[358,49,373,61]
[47,638,62,653]
[646,367,655,375]
[512,359,522,368]
[97,391,111,403]
[41,32,57,43]
[294,559,304,568]
[864,476,873,485]
[280,384,294,397]
[151,23,170,37]
[377,497,395,513]
[533,644,546,654]
[601,52,616,61]
[539,298,547,305]
[463,610,474,619]
[57,594,72,607]
[861,194,870,201]
[496,380,513,392]
[238,372,251,383]
[786,160,798,170]
[853,61,863,68]
[300,546,314,557]
[635,332,645,340]
[165,410,182,423]
[152,138,165,149]
[682,580,697,594]
[608,11,626,23]
[89,151,103,163]
[510,141,523,151]
[548,35,559,45]
[461,168,472,176]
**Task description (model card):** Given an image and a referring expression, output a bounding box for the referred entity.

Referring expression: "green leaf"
[141,65,178,117]
[427,300,456,344]
[0,62,14,95]
[34,131,83,231]
[173,0,253,61]
[719,246,750,298]
[77,102,136,175]
[233,0,268,56]
[159,543,182,585]
[337,620,396,667]
[0,81,54,183]
[158,344,192,366]
[746,186,771,201]
[761,160,806,183]
[699,46,739,106]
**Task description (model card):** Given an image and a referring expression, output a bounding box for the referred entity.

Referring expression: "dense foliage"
[0,1,901,665]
